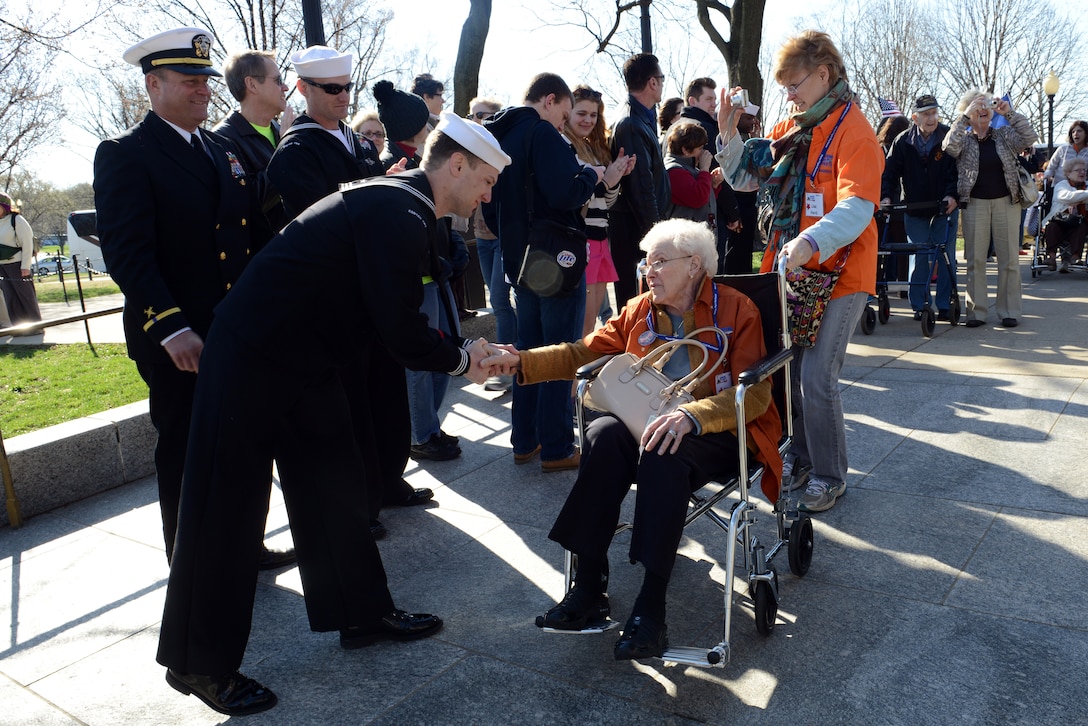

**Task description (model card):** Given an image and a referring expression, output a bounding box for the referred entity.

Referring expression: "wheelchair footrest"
[535,618,620,634]
[660,644,729,668]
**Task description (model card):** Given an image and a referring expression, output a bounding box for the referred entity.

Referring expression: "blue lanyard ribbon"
[642,283,731,352]
[808,101,852,186]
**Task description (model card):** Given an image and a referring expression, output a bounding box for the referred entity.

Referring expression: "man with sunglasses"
[214,50,292,248]
[267,45,384,219]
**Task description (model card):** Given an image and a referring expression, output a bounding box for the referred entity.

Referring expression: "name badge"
[805,192,824,218]
[638,330,656,347]
[715,371,732,393]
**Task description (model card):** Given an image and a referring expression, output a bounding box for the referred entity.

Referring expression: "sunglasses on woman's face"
[301,77,353,95]
[470,111,494,120]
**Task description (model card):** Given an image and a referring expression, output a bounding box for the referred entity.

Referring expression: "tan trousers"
[962,196,1023,321]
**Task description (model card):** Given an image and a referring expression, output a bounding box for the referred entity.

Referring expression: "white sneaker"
[484,375,511,392]
[798,477,846,513]
[780,458,810,492]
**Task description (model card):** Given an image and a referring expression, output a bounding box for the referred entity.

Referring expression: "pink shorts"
[586,237,619,284]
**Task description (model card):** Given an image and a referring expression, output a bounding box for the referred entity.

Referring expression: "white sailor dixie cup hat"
[434,112,512,172]
[123,27,221,77]
[290,46,354,78]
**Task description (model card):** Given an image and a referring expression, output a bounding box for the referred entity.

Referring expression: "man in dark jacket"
[679,77,741,272]
[880,94,960,320]
[94,27,263,565]
[610,53,671,305]
[482,73,601,472]
[213,49,291,245]
[156,116,511,716]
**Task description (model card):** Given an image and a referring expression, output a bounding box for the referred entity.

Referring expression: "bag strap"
[679,326,731,393]
[630,338,712,393]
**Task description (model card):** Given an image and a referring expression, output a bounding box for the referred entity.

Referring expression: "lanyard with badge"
[804,101,852,219]
[637,284,736,393]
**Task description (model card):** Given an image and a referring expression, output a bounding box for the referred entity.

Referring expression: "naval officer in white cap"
[267,44,383,219]
[156,112,510,717]
[93,27,271,575]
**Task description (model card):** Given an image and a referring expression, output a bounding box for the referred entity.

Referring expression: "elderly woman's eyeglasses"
[360,130,385,140]
[780,71,813,96]
[638,256,692,275]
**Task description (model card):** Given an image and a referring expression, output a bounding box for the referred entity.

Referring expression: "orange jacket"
[761,103,883,298]
[518,276,783,500]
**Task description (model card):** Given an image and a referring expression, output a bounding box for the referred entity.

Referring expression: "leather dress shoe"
[1002,317,1019,328]
[613,614,668,661]
[257,546,297,571]
[339,609,443,649]
[514,444,542,465]
[541,450,580,473]
[965,319,985,328]
[536,586,610,630]
[165,668,277,716]
[388,487,434,507]
[370,519,387,540]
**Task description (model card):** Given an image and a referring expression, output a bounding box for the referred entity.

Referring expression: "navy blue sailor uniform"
[157,170,470,675]
[94,110,256,561]
[213,110,286,246]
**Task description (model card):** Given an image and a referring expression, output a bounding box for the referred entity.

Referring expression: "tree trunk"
[453,0,493,118]
[695,0,766,111]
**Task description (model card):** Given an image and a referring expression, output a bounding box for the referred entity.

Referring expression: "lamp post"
[1044,71,1060,158]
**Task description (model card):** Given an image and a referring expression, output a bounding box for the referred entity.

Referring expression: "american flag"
[990,92,1013,129]
[878,97,903,118]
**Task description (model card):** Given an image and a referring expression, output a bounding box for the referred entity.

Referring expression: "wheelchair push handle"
[876,199,946,221]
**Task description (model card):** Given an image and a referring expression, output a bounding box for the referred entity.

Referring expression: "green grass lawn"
[34,277,120,304]
[0,343,147,437]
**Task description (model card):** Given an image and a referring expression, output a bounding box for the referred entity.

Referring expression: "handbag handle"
[679,326,731,394]
[624,338,711,395]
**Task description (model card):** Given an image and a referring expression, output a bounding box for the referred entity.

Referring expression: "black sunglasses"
[301,77,353,95]
[574,88,603,100]
[469,111,494,120]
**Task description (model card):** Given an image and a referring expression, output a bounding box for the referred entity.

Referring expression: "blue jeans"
[903,212,958,312]
[511,279,586,461]
[790,291,867,486]
[406,281,455,445]
[476,237,517,344]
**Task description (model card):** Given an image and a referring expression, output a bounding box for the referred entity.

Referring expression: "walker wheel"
[921,309,935,338]
[861,307,876,335]
[788,514,814,577]
[753,579,777,635]
[878,298,891,324]
[950,299,962,326]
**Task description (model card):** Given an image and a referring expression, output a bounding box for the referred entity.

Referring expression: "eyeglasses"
[652,74,665,83]
[469,111,495,120]
[781,71,813,96]
[574,89,603,100]
[360,130,386,140]
[301,77,354,95]
[638,256,693,275]
[252,74,284,86]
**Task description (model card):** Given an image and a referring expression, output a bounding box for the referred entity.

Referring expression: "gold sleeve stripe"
[150,57,213,67]
[143,307,182,332]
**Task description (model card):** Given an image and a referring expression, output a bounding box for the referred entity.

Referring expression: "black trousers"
[548,415,740,581]
[609,211,646,308]
[157,330,394,676]
[134,357,196,562]
[722,190,759,275]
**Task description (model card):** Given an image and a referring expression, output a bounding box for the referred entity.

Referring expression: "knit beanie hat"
[373,80,430,143]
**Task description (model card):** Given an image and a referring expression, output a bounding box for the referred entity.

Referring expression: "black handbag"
[514,134,588,297]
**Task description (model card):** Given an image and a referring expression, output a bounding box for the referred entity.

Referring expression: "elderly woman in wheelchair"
[1042,156,1088,272]
[485,219,782,661]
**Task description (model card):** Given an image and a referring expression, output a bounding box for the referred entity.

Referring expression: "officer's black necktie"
[190,133,215,170]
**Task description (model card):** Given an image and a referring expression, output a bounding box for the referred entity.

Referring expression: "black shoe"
[388,487,434,507]
[438,430,460,446]
[370,519,387,540]
[339,609,443,649]
[613,614,668,661]
[257,546,297,571]
[165,669,277,716]
[535,587,610,630]
[965,319,984,328]
[936,309,950,321]
[1002,318,1019,328]
[913,311,923,320]
[409,434,461,461]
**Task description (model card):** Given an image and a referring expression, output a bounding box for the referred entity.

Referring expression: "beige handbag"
[585,327,729,439]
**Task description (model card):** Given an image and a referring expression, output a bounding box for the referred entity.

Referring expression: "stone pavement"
[3,260,1087,724]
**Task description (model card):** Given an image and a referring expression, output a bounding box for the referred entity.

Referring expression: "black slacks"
[157,330,394,676]
[722,190,759,275]
[609,211,645,308]
[548,415,740,581]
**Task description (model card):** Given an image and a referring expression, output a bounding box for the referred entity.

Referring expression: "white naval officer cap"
[123,27,221,77]
[433,112,511,172]
[290,45,353,78]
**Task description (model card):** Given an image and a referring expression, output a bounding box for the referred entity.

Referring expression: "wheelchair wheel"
[949,298,962,326]
[860,306,876,335]
[753,578,777,635]
[788,515,814,577]
[920,308,935,338]
[877,296,891,324]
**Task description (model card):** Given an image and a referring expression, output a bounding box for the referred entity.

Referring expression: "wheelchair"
[535,269,813,668]
[1030,179,1088,277]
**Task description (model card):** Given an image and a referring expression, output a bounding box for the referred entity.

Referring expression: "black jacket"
[610,95,671,237]
[94,111,256,367]
[266,113,384,219]
[213,110,286,244]
[482,106,598,283]
[881,123,959,216]
[679,105,739,224]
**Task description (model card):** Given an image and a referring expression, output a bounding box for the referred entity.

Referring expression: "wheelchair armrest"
[737,347,794,387]
[575,355,614,380]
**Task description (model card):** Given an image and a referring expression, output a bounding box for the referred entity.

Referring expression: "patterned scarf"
[763,79,856,255]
